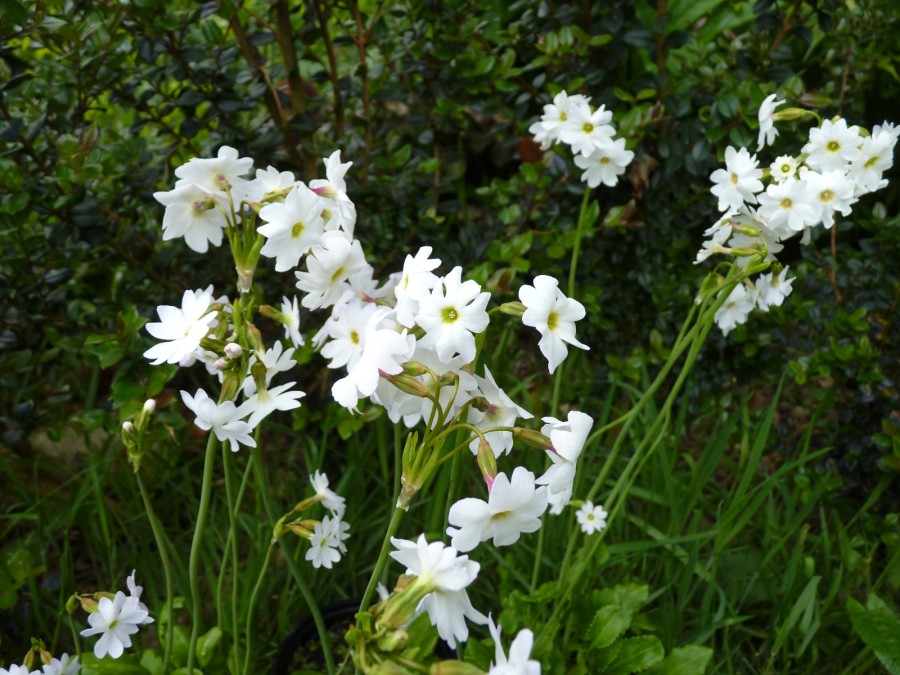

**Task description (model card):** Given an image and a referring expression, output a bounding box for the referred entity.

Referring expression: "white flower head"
[41,654,80,675]
[310,470,346,517]
[803,118,863,172]
[1,665,39,675]
[466,366,533,457]
[757,93,785,150]
[415,266,490,364]
[488,616,541,675]
[576,501,608,535]
[181,388,256,452]
[757,179,818,233]
[447,467,548,552]
[239,381,305,429]
[306,516,345,569]
[848,126,898,194]
[394,246,442,328]
[143,287,217,366]
[559,102,615,156]
[770,155,799,183]
[754,267,795,312]
[153,183,228,254]
[714,283,755,336]
[295,232,371,310]
[518,275,589,374]
[803,169,857,229]
[309,150,357,237]
[80,591,153,659]
[574,137,634,188]
[280,295,305,348]
[710,146,764,212]
[528,90,590,150]
[258,183,326,272]
[174,145,253,198]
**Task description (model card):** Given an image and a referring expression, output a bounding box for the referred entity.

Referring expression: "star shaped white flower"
[536,411,593,514]
[40,653,80,675]
[258,183,326,271]
[466,366,532,456]
[80,591,153,659]
[447,467,548,552]
[153,183,228,254]
[576,501,608,535]
[181,388,256,452]
[710,146,764,212]
[754,267,795,312]
[802,118,863,172]
[295,232,371,310]
[143,287,217,366]
[518,276,589,374]
[310,470,346,517]
[488,616,541,675]
[174,145,253,199]
[528,90,591,150]
[394,246,442,328]
[574,137,634,187]
[415,266,490,364]
[714,284,755,336]
[1,665,39,675]
[757,93,785,150]
[239,382,306,429]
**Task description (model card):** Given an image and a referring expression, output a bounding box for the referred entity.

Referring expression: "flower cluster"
[698,96,897,334]
[529,90,634,188]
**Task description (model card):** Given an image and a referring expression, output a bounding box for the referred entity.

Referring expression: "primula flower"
[803,118,863,172]
[41,654,80,675]
[536,411,593,514]
[153,183,228,254]
[174,145,253,199]
[710,146,764,212]
[803,169,856,229]
[574,137,634,187]
[466,366,533,457]
[295,232,371,310]
[143,287,217,365]
[239,382,305,429]
[394,246,442,328]
[754,267,794,312]
[769,155,799,183]
[310,470,346,517]
[319,299,382,370]
[757,179,818,233]
[559,102,615,156]
[245,165,296,202]
[488,616,541,675]
[415,266,490,364]
[757,93,785,150]
[518,276,589,374]
[80,591,153,659]
[242,341,296,396]
[576,501,608,535]
[1,666,39,675]
[306,515,349,569]
[714,284,755,336]
[848,125,898,194]
[258,183,326,271]
[389,535,486,648]
[447,467,548,552]
[528,90,590,150]
[280,296,305,348]
[181,388,256,452]
[310,150,357,237]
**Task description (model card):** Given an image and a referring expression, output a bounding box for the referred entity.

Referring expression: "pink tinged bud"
[213,357,229,371]
[476,439,498,489]
[312,183,337,199]
[224,342,243,358]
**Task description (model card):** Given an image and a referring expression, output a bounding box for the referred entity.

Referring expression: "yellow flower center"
[582,122,594,134]
[547,311,559,331]
[780,198,793,209]
[819,189,835,203]
[441,307,459,324]
[350,330,360,345]
[826,140,840,153]
[730,172,739,185]
[291,221,305,238]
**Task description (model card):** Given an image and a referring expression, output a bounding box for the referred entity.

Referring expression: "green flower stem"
[359,506,406,615]
[186,432,220,675]
[135,471,174,669]
[68,614,82,661]
[222,444,241,672]
[242,540,275,675]
[216,456,254,637]
[249,443,335,675]
[568,188,593,298]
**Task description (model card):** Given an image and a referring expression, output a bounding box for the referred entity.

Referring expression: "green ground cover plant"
[1,1,899,674]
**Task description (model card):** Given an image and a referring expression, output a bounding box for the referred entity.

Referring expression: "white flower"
[320,299,382,370]
[80,591,153,659]
[694,215,733,264]
[242,341,296,396]
[394,246,442,328]
[239,381,305,429]
[769,155,799,183]
[576,501,608,535]
[280,296,305,348]
[415,266,490,364]
[528,91,590,150]
[258,183,326,271]
[518,276,589,374]
[848,125,898,194]
[41,654,80,675]
[757,94,785,150]
[125,570,152,619]
[803,118,863,172]
[803,169,856,229]
[1,665,39,675]
[559,102,615,156]
[143,287,217,365]
[181,388,256,452]
[306,516,344,569]
[310,470,346,517]
[153,183,228,254]
[174,145,253,198]
[245,165,296,202]
[332,309,416,410]
[389,535,486,648]
[447,467,548,552]
[757,179,818,233]
[536,412,593,514]
[710,146,764,212]
[574,137,634,187]
[488,616,541,675]
[754,267,795,312]
[295,233,371,310]
[466,366,533,456]
[310,150,357,237]
[714,284,755,336]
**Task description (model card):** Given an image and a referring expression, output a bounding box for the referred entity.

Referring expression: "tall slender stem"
[186,433,220,675]
[359,507,405,615]
[222,445,241,672]
[242,541,275,675]
[567,188,593,298]
[135,471,174,669]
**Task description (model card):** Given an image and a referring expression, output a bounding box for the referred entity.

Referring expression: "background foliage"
[1,0,899,672]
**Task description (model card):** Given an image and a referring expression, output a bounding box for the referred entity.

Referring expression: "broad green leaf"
[605,636,665,675]
[588,604,633,649]
[139,650,165,675]
[196,626,223,667]
[80,653,150,674]
[645,645,713,674]
[848,595,900,674]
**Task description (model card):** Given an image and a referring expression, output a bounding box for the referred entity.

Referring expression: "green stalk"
[568,188,593,298]
[135,471,174,669]
[242,541,275,675]
[222,445,241,672]
[358,506,406,615]
[186,433,220,675]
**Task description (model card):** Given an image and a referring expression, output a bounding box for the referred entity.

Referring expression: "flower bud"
[401,361,428,377]
[213,357,229,371]
[774,106,813,120]
[382,371,431,398]
[500,301,526,318]
[80,596,100,614]
[224,342,243,359]
[513,427,552,450]
[66,594,81,615]
[476,438,498,490]
[380,576,434,630]
[143,398,157,413]
[430,661,486,675]
[245,323,265,353]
